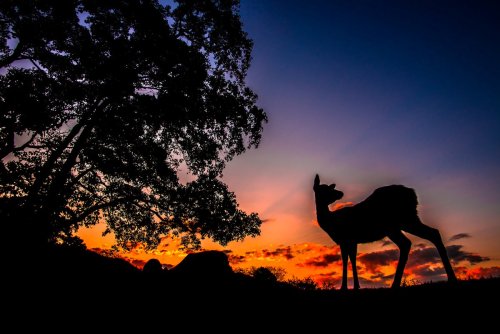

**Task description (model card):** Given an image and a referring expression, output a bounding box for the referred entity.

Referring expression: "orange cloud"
[331,202,354,211]
[358,249,399,273]
[228,242,497,287]
[89,237,498,288]
[454,266,500,280]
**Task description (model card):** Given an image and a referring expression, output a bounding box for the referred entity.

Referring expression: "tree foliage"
[237,266,287,282]
[0,0,267,250]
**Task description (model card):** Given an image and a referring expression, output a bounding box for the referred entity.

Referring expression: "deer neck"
[315,201,333,228]
[315,201,341,243]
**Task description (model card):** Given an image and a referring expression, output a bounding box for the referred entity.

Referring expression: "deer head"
[313,174,344,205]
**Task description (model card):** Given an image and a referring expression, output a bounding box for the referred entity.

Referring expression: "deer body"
[318,185,417,244]
[313,175,457,289]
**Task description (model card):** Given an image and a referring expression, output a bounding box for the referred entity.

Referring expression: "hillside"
[25,246,499,330]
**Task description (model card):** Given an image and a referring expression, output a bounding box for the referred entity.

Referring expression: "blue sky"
[217,0,500,259]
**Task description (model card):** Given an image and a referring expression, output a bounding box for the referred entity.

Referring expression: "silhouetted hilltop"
[46,244,140,277]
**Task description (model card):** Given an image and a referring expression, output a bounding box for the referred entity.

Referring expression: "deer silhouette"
[313,174,457,289]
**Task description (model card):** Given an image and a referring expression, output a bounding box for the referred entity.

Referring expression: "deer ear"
[314,174,320,189]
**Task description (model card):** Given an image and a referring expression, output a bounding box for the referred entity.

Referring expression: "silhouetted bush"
[236,266,286,282]
[143,259,163,275]
[253,267,278,283]
[286,276,319,291]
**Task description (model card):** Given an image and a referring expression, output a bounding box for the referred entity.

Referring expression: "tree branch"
[73,180,106,203]
[71,167,95,185]
[46,119,96,200]
[67,196,141,226]
[0,40,25,69]
[0,128,15,161]
[26,99,107,204]
[132,201,165,222]
[1,130,40,161]
[29,58,47,74]
[13,131,39,152]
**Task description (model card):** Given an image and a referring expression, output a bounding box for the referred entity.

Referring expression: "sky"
[80,0,500,287]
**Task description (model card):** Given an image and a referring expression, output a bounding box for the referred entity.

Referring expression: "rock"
[143,258,163,274]
[171,250,233,282]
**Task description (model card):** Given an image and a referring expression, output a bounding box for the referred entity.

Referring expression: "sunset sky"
[80,0,500,287]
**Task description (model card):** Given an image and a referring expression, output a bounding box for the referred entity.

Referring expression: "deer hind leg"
[348,243,360,289]
[404,219,457,282]
[340,244,349,290]
[388,231,411,288]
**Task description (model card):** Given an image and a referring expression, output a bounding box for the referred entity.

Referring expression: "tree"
[237,266,287,283]
[0,0,267,252]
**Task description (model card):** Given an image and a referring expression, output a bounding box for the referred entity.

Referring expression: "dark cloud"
[411,265,446,278]
[369,272,393,280]
[323,253,341,263]
[261,246,294,260]
[403,244,489,268]
[446,245,490,265]
[238,246,295,262]
[407,247,441,267]
[293,243,339,255]
[448,233,472,242]
[314,271,338,278]
[282,248,295,260]
[358,249,399,272]
[296,253,341,268]
[221,249,233,254]
[228,254,246,264]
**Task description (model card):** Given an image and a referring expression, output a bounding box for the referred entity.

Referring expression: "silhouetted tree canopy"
[238,266,286,282]
[0,0,266,251]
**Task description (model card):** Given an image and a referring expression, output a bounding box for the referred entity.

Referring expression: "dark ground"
[13,246,499,330]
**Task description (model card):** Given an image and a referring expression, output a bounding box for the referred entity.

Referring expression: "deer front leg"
[348,243,360,290]
[388,232,411,288]
[340,244,349,290]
